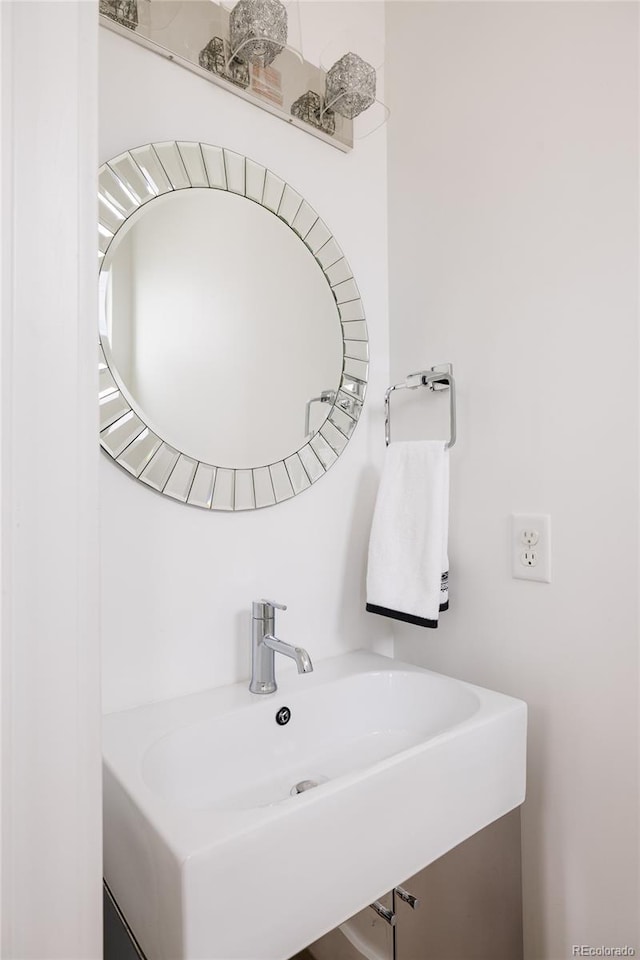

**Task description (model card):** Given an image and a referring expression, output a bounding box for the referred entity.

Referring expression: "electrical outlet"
[512,514,551,582]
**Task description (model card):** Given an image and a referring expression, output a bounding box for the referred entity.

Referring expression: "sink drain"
[290,779,319,796]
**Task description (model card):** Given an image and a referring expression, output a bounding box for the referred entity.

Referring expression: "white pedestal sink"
[103,651,527,960]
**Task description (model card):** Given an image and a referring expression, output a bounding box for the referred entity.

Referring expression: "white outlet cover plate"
[512,513,551,583]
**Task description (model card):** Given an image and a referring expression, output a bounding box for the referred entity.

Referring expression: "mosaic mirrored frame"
[98,141,368,511]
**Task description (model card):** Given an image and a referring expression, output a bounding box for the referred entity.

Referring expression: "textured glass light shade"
[229,0,288,68]
[325,52,376,119]
[100,0,138,30]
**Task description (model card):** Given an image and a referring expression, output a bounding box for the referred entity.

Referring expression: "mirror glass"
[101,190,343,468]
[98,143,368,510]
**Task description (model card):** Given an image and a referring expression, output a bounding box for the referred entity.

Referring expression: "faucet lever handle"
[252,599,287,619]
[260,599,287,611]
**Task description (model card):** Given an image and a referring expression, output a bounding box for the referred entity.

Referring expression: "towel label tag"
[440,570,449,606]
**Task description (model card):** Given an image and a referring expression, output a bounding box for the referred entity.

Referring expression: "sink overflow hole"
[291,779,319,795]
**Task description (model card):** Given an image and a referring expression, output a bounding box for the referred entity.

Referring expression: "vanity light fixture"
[228,0,288,68]
[291,51,377,136]
[100,0,377,150]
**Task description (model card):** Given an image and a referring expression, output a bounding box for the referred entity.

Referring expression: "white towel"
[366,441,449,628]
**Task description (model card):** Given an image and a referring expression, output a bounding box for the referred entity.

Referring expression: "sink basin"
[103,651,527,960]
[141,665,481,812]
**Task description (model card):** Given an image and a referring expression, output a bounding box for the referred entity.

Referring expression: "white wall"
[99,4,390,714]
[386,3,639,959]
[0,3,102,956]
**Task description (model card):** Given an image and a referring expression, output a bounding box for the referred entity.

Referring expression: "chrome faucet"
[249,600,313,695]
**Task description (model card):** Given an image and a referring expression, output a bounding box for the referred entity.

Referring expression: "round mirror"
[98,142,368,510]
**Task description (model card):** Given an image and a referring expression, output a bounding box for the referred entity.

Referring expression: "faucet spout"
[249,599,313,694]
[263,635,314,674]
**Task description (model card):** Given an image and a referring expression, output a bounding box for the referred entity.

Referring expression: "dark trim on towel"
[366,602,449,629]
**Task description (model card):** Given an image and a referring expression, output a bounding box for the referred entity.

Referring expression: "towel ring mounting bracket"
[384,363,457,449]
